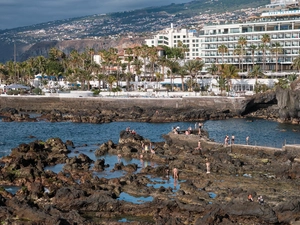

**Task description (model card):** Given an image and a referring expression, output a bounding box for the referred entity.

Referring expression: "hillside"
[0,0,269,63]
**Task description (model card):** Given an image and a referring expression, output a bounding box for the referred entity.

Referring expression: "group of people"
[140,141,156,161]
[224,135,235,146]
[172,122,204,136]
[126,127,136,135]
[223,135,250,146]
[248,194,264,204]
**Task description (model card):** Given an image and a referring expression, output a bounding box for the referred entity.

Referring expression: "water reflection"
[146,175,184,191]
[118,192,153,204]
[4,186,21,195]
[44,163,64,173]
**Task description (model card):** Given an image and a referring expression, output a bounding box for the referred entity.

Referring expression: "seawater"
[0,118,299,158]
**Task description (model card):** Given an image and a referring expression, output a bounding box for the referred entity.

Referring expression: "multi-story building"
[145,1,300,72]
[201,10,300,71]
[145,23,202,60]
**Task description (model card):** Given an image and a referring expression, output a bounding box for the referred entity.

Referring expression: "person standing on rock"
[173,168,178,179]
[194,140,202,151]
[198,123,202,135]
[248,194,253,202]
[224,136,228,146]
[205,158,211,174]
[246,136,249,145]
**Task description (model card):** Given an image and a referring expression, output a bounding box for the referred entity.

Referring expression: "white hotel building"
[145,2,300,72]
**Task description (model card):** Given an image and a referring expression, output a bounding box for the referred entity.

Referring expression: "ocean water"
[0,118,299,158]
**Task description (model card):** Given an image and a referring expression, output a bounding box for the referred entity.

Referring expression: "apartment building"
[145,23,202,60]
[201,11,300,71]
[145,1,300,72]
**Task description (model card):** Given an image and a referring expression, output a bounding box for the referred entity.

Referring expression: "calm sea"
[0,118,299,157]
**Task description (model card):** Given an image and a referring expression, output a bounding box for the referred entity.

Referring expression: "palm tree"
[248,65,264,92]
[177,40,189,63]
[238,37,247,71]
[221,64,239,94]
[271,42,283,72]
[261,34,271,71]
[292,55,300,73]
[124,47,134,74]
[132,58,143,77]
[148,46,158,80]
[106,75,117,92]
[155,72,163,89]
[166,59,180,91]
[95,73,105,90]
[140,45,150,77]
[157,56,168,81]
[218,44,228,64]
[178,67,188,91]
[216,76,227,93]
[234,46,242,71]
[183,60,205,89]
[249,44,257,71]
[185,78,197,92]
[206,63,218,75]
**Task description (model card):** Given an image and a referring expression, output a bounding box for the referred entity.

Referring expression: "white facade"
[145,24,203,60]
[145,7,300,72]
[201,16,300,71]
[267,0,298,8]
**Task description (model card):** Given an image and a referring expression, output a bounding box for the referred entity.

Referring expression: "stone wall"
[0,96,246,114]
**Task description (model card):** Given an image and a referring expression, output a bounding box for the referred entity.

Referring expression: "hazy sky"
[0,0,191,30]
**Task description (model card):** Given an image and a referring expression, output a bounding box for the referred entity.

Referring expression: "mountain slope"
[0,0,269,63]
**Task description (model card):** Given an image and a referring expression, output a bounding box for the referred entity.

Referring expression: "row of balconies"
[204,33,300,42]
[204,52,299,56]
[203,44,300,49]
[204,58,293,63]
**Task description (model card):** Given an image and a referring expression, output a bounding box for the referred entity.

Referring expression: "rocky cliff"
[7,36,147,63]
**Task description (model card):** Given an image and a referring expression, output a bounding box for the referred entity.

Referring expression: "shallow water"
[0,118,299,159]
[118,192,153,204]
[146,175,183,191]
[4,186,21,195]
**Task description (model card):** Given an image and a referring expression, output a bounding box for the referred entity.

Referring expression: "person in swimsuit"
[173,168,178,179]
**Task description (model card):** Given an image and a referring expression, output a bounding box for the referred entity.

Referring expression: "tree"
[249,44,257,71]
[218,44,228,64]
[166,59,180,91]
[216,76,227,93]
[206,63,218,75]
[178,67,188,91]
[248,65,264,92]
[221,64,239,94]
[292,55,300,73]
[271,42,283,72]
[234,46,242,71]
[238,36,247,71]
[106,75,117,92]
[185,78,197,92]
[148,46,158,80]
[260,34,271,71]
[184,59,205,89]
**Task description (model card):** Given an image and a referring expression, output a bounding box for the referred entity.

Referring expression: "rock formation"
[0,129,299,224]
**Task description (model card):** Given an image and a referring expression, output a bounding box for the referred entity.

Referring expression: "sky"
[0,0,191,30]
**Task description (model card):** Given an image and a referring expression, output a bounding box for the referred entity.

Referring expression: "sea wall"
[167,132,300,157]
[0,95,247,114]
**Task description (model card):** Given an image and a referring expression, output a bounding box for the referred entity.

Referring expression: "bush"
[32,88,42,95]
[92,89,100,96]
[6,90,20,95]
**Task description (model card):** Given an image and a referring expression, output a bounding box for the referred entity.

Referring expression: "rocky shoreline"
[0,128,300,224]
[1,87,300,124]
